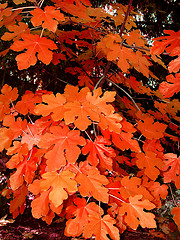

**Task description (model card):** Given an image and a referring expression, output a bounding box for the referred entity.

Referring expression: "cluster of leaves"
[0,0,180,239]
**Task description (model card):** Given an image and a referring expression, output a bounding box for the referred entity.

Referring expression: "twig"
[119,0,133,37]
[93,61,111,90]
[168,183,178,207]
[107,78,141,111]
[12,6,37,11]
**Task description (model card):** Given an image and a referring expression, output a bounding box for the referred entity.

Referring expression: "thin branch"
[12,6,37,11]
[93,61,111,90]
[109,194,126,203]
[168,183,178,207]
[54,33,92,80]
[119,0,133,37]
[85,131,93,141]
[107,78,141,111]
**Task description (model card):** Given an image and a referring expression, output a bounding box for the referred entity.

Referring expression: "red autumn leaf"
[137,116,167,139]
[40,170,78,207]
[65,197,102,237]
[82,136,116,170]
[159,73,180,98]
[0,128,14,152]
[120,176,154,201]
[21,123,42,150]
[98,111,123,134]
[136,151,164,180]
[6,142,29,169]
[161,153,180,189]
[31,190,51,219]
[15,90,42,115]
[38,125,85,171]
[35,93,66,121]
[171,204,180,230]
[147,181,168,200]
[10,33,57,69]
[30,6,65,32]
[3,115,27,139]
[0,84,18,121]
[83,213,120,240]
[9,184,28,218]
[75,167,109,203]
[102,129,141,153]
[86,88,116,115]
[30,6,65,33]
[151,30,180,56]
[1,22,29,41]
[119,195,156,230]
[9,149,39,191]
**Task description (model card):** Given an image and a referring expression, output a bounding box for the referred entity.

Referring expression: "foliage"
[0,0,180,239]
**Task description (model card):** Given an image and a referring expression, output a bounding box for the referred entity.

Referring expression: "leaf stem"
[12,6,37,11]
[107,78,141,111]
[119,0,133,37]
[109,194,126,203]
[168,183,178,207]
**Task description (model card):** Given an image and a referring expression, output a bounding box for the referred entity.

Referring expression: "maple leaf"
[9,150,39,191]
[137,116,167,139]
[0,84,18,121]
[0,128,14,152]
[119,176,154,201]
[161,153,180,189]
[82,136,116,170]
[35,93,66,121]
[64,101,100,131]
[54,0,91,21]
[30,6,65,33]
[0,3,12,22]
[6,142,29,169]
[15,90,42,115]
[147,182,168,201]
[40,170,78,207]
[1,22,29,41]
[3,115,27,139]
[9,184,28,218]
[21,123,42,150]
[159,73,180,98]
[86,88,116,115]
[75,167,109,203]
[151,30,180,56]
[102,129,141,153]
[31,190,51,219]
[83,213,120,240]
[171,204,180,230]
[136,151,164,180]
[10,33,57,69]
[119,195,156,230]
[65,197,102,237]
[38,125,85,171]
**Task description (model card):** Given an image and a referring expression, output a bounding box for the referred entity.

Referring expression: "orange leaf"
[65,197,102,237]
[15,90,42,115]
[75,167,109,203]
[35,93,66,121]
[10,33,57,69]
[30,6,65,33]
[1,22,29,41]
[40,170,77,207]
[31,190,50,219]
[119,195,156,230]
[171,204,180,230]
[136,151,164,180]
[83,213,120,240]
[38,125,85,171]
[159,73,180,98]
[0,84,18,121]
[82,136,116,170]
[162,153,180,189]
[137,117,167,139]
